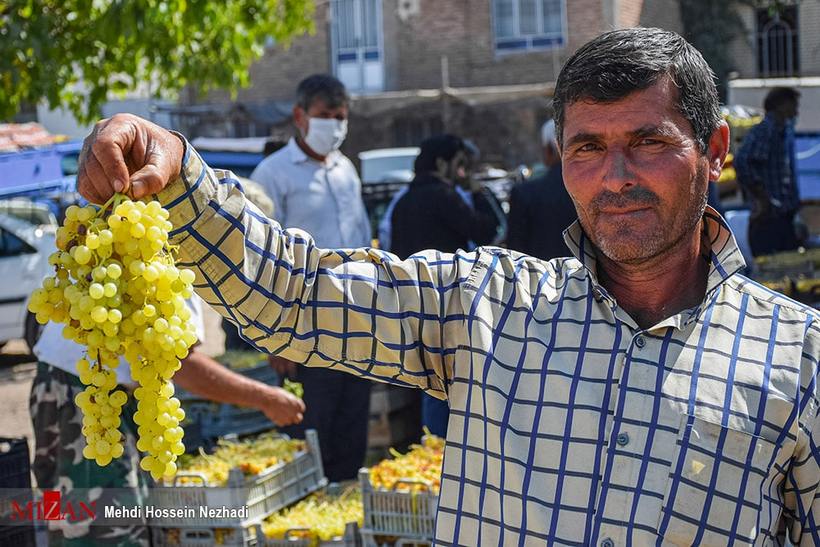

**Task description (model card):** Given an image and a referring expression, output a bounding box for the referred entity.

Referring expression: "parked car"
[358,148,420,238]
[0,212,56,350]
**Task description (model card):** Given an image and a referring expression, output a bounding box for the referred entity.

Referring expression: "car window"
[361,155,417,183]
[0,228,35,257]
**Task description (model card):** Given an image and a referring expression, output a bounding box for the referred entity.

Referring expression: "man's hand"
[268,355,298,379]
[77,113,185,204]
[256,386,305,426]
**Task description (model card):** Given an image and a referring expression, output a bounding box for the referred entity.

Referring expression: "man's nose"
[601,150,635,194]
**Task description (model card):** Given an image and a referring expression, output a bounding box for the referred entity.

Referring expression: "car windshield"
[361,154,417,183]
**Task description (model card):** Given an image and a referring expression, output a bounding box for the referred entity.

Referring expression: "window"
[493,0,565,52]
[331,0,384,92]
[756,6,799,77]
[0,228,34,258]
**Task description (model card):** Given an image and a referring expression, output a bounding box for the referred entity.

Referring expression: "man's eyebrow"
[563,132,604,148]
[629,124,679,139]
[564,125,680,148]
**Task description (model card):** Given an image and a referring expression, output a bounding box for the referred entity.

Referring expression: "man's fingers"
[130,164,166,199]
[77,163,104,205]
[91,138,130,195]
[84,154,115,204]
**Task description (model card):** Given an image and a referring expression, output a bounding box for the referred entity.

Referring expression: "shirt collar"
[562,205,747,297]
[286,137,341,167]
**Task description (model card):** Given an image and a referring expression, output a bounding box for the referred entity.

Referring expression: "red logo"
[10,490,96,522]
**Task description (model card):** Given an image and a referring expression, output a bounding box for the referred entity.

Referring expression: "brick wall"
[799,1,820,76]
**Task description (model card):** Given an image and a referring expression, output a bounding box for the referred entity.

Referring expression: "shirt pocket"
[656,414,777,546]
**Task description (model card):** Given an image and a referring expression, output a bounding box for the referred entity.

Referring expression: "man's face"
[777,98,799,122]
[293,98,349,136]
[560,77,727,264]
[435,150,469,187]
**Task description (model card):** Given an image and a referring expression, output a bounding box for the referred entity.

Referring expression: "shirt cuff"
[156,132,219,243]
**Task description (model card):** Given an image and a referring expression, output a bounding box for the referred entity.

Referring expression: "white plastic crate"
[254,521,361,546]
[149,430,327,530]
[358,469,436,547]
[151,524,259,547]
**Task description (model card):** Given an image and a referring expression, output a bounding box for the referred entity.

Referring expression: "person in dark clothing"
[390,135,502,260]
[506,120,578,260]
[734,86,802,256]
[391,135,502,437]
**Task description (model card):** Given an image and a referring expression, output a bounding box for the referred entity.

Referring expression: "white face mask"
[303,117,347,157]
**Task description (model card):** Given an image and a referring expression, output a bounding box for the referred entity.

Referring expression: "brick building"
[178,0,687,167]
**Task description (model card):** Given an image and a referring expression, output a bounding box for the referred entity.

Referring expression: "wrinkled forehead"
[561,78,694,142]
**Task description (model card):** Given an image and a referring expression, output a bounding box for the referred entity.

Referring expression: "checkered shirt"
[159,142,820,546]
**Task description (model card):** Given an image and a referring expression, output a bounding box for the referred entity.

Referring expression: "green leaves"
[0,0,315,123]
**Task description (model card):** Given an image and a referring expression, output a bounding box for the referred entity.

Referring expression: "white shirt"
[250,138,372,248]
[34,296,206,386]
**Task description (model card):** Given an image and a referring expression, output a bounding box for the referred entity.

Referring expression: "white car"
[358,147,420,185]
[0,212,56,350]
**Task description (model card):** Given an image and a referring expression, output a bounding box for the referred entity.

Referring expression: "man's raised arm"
[77,114,474,398]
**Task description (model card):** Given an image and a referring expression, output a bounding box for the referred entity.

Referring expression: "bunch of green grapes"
[28,196,198,479]
[261,488,363,544]
[283,378,304,399]
[174,434,305,485]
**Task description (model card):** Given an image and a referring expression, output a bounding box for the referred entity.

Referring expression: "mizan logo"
[10,490,96,522]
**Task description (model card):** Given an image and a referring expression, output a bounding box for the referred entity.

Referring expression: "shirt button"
[601,539,615,547]
[635,336,646,349]
[616,432,630,447]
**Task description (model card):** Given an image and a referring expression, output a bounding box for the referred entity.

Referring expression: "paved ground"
[0,306,226,459]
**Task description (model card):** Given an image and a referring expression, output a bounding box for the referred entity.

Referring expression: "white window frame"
[491,0,567,54]
[330,0,385,93]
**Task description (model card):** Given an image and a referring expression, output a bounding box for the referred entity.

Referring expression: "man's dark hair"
[763,87,800,112]
[415,135,465,173]
[553,27,721,154]
[296,74,349,111]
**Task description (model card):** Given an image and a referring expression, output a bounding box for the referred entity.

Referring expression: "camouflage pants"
[29,362,151,546]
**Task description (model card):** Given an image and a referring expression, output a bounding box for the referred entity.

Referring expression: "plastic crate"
[150,430,327,529]
[0,439,35,547]
[151,524,259,547]
[185,401,275,441]
[358,469,437,547]
[0,437,31,489]
[255,521,361,546]
[0,525,36,547]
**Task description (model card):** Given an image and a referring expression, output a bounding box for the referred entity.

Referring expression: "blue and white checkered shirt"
[160,142,820,546]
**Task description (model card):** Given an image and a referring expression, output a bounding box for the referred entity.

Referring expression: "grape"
[27,194,199,476]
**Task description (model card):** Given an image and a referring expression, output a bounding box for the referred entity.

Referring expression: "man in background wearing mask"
[250,74,373,482]
[735,86,802,256]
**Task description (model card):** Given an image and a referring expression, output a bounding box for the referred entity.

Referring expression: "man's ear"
[292,105,308,135]
[707,120,730,182]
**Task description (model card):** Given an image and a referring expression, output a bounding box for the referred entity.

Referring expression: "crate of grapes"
[149,430,327,530]
[256,521,361,546]
[151,524,259,547]
[358,436,443,547]
[255,483,363,546]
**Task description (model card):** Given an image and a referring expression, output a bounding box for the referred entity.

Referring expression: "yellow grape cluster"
[262,489,363,544]
[368,433,445,493]
[174,434,305,485]
[28,196,198,479]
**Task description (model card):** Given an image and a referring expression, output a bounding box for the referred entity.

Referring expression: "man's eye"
[578,143,600,152]
[639,138,664,146]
